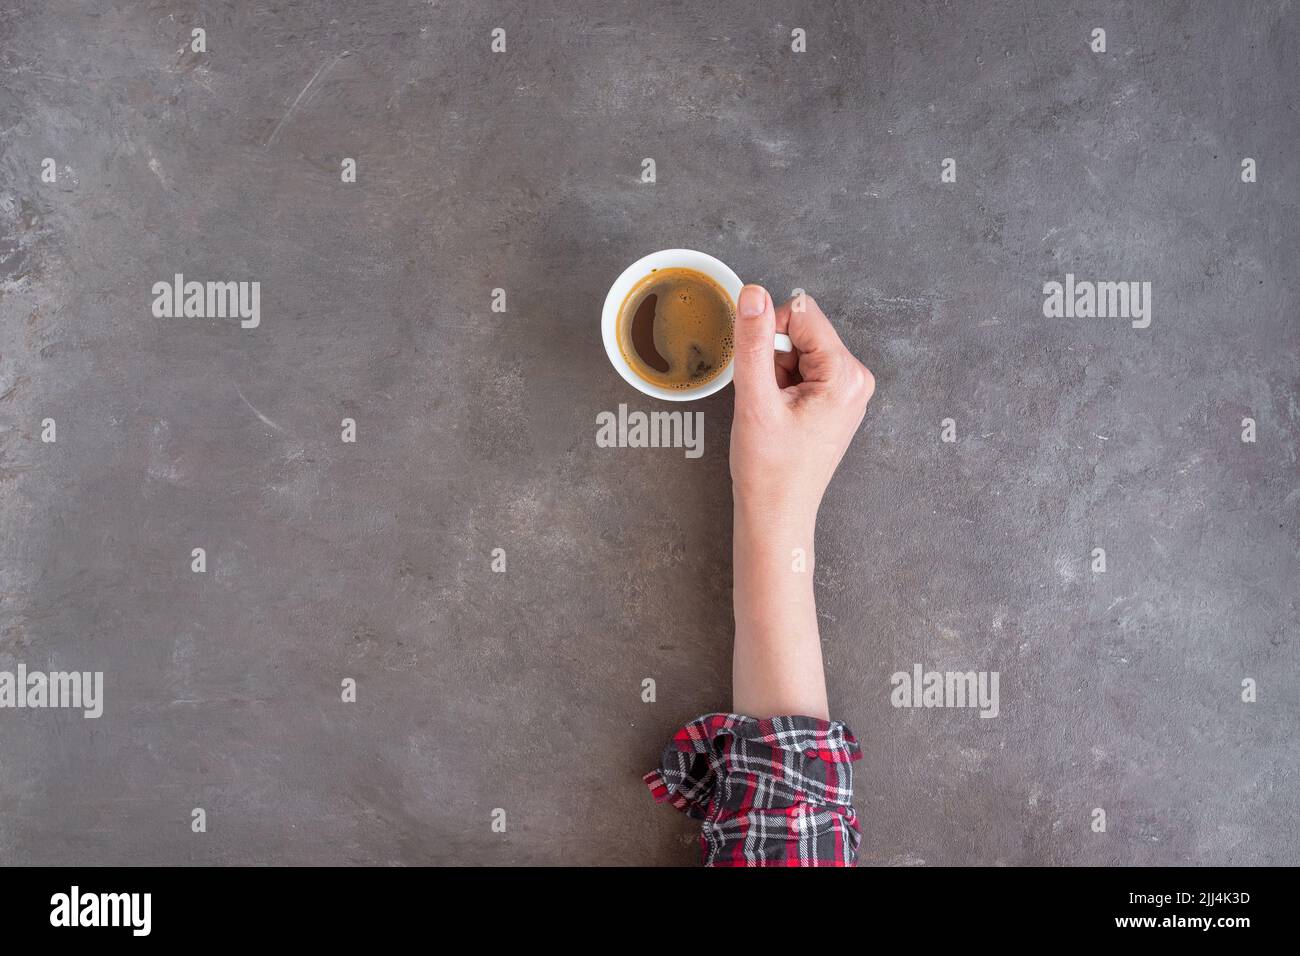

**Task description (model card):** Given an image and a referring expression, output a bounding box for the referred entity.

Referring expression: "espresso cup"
[601,249,793,402]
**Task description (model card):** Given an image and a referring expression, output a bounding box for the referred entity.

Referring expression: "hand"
[729,285,875,526]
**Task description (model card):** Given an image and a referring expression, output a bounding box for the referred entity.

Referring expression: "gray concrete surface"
[0,0,1296,866]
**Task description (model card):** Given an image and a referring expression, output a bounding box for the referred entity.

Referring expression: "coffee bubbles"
[616,267,735,391]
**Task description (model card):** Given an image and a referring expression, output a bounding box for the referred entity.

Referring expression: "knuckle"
[844,360,874,403]
[860,364,876,399]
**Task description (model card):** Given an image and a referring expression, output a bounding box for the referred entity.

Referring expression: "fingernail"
[738,285,765,318]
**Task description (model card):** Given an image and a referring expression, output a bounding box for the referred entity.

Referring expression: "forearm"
[731,493,830,720]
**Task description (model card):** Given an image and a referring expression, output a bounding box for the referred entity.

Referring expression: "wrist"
[732,485,819,539]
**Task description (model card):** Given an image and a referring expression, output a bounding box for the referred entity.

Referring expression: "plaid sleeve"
[644,712,862,867]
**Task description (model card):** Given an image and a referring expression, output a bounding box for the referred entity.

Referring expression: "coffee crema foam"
[616,267,735,390]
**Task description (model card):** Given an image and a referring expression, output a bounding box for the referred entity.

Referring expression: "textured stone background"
[0,1,1295,865]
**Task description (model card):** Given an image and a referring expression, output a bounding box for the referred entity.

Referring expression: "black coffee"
[616,267,735,390]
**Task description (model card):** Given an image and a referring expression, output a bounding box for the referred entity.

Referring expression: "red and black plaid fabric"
[645,712,862,867]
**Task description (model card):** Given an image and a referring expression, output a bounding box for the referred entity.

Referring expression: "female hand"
[729,284,875,526]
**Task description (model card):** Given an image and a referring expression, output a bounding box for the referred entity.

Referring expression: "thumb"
[732,284,778,408]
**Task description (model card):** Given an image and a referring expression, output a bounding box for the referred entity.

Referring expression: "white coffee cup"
[601,248,793,402]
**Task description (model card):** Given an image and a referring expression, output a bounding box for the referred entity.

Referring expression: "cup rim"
[601,249,742,402]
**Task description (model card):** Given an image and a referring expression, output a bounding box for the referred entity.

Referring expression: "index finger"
[780,293,845,355]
